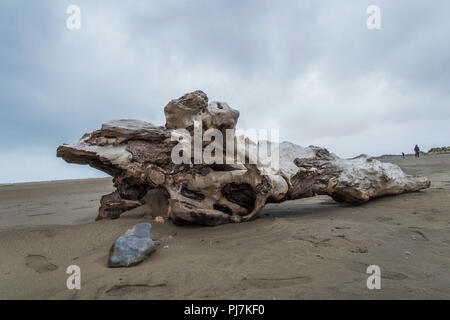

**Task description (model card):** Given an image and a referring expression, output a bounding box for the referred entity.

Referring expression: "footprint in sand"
[27,212,55,217]
[344,261,408,280]
[105,283,167,296]
[291,235,332,247]
[407,228,430,241]
[375,216,401,225]
[240,275,312,289]
[382,271,408,280]
[24,254,58,274]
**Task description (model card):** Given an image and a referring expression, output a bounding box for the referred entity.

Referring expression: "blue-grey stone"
[108,223,156,267]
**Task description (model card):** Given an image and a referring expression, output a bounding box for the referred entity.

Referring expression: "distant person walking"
[402,152,405,159]
[414,144,420,158]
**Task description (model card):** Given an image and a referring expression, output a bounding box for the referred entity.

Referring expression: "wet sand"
[0,154,449,299]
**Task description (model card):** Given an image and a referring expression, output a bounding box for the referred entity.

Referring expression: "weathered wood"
[57,91,430,225]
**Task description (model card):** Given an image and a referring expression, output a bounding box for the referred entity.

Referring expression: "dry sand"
[0,154,449,299]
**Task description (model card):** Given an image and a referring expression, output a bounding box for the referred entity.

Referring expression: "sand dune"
[0,154,449,299]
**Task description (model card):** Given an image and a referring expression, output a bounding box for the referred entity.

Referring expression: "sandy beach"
[0,154,449,299]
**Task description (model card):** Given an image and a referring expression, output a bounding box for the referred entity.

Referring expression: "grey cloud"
[0,0,449,183]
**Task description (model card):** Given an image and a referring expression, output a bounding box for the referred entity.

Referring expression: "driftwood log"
[57,91,430,226]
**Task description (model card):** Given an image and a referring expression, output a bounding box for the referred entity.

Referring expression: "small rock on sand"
[108,223,156,268]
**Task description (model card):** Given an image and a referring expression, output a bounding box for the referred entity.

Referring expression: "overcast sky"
[1,0,449,183]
